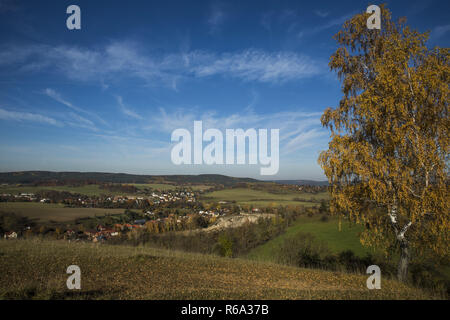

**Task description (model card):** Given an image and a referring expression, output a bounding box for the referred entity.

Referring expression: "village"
[0,188,198,207]
[0,186,260,243]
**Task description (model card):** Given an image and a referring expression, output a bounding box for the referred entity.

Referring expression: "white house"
[4,231,17,239]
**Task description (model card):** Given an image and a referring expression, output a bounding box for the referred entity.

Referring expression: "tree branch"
[398,221,412,240]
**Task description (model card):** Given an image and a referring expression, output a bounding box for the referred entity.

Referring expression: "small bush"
[276,232,331,268]
[410,262,450,296]
[214,234,233,257]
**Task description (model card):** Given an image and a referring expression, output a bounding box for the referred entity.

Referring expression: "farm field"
[0,202,125,222]
[132,183,212,191]
[0,184,117,196]
[0,239,431,300]
[248,216,375,262]
[0,183,212,196]
[132,183,179,190]
[202,188,329,207]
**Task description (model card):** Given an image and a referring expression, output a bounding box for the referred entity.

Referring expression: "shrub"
[214,234,233,257]
[410,261,450,296]
[276,232,331,268]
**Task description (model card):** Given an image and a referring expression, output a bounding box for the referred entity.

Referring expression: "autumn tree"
[319,6,449,282]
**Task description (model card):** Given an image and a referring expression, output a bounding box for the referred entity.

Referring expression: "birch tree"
[319,6,449,282]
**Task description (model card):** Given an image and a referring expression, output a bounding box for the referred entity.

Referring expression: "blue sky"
[0,0,449,180]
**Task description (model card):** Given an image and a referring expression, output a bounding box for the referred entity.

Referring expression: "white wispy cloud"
[297,12,355,39]
[44,88,85,114]
[116,96,143,120]
[67,112,98,132]
[150,105,326,155]
[0,107,62,126]
[0,42,324,87]
[154,106,323,132]
[284,128,327,153]
[430,24,450,41]
[260,12,273,32]
[188,49,321,83]
[207,3,226,34]
[314,12,354,32]
[314,10,329,18]
[44,88,107,128]
[259,10,300,35]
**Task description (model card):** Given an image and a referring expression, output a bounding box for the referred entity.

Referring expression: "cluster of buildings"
[80,225,121,242]
[67,223,148,242]
[1,188,263,243]
[3,231,18,239]
[104,190,196,204]
[198,210,221,217]
[149,191,196,204]
[1,192,36,201]
[0,189,197,207]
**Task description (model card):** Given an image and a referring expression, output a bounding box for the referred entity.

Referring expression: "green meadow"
[248,216,375,262]
[202,188,329,207]
[132,183,212,191]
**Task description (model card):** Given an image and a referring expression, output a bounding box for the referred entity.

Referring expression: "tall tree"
[319,6,449,281]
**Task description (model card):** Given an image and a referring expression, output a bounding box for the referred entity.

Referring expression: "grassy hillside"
[0,239,431,300]
[0,202,124,222]
[202,188,328,206]
[248,216,375,262]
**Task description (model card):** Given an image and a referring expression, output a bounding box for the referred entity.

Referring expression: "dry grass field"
[0,239,433,300]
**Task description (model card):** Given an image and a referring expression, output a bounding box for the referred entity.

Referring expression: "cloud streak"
[207,3,226,34]
[430,24,450,41]
[151,106,326,155]
[314,10,329,18]
[0,42,324,87]
[0,107,62,126]
[296,12,355,39]
[116,96,143,120]
[44,88,107,129]
[189,49,320,83]
[44,88,86,114]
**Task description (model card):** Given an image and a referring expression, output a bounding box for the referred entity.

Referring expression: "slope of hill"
[0,171,332,188]
[248,216,372,262]
[0,239,432,300]
[0,171,258,186]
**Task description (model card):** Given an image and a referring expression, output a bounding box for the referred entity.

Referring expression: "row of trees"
[119,211,305,257]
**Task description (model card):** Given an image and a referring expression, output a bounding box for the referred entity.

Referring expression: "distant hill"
[0,171,330,187]
[0,171,258,186]
[272,180,329,186]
